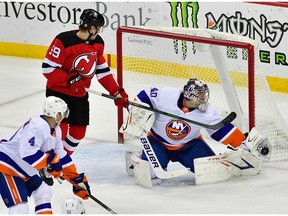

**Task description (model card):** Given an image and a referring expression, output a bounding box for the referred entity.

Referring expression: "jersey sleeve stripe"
[96,62,110,74]
[96,71,112,80]
[34,203,52,214]
[42,58,62,74]
[211,124,245,148]
[211,123,234,141]
[137,90,153,108]
[96,67,111,74]
[96,62,109,69]
[22,150,48,170]
[60,154,73,168]
[42,58,62,68]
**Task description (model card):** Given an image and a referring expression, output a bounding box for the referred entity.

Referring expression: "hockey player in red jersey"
[42,9,129,155]
[0,96,91,214]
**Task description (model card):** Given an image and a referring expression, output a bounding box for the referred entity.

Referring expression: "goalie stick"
[85,88,237,130]
[59,176,117,214]
[139,136,190,179]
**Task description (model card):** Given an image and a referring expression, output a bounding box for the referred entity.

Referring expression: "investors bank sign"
[0,1,288,86]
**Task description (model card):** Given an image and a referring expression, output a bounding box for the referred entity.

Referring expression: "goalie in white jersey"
[0,96,91,214]
[124,78,270,178]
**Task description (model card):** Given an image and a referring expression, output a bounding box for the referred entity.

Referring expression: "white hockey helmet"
[183,78,210,105]
[61,198,86,214]
[42,96,69,122]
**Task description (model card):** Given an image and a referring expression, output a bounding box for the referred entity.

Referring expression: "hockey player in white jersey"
[0,96,91,214]
[124,78,270,183]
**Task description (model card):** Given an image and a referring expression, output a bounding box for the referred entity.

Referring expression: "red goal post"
[116,26,288,161]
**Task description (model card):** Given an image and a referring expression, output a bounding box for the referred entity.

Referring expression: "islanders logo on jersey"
[166,120,191,141]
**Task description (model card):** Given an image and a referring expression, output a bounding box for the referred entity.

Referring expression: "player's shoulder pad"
[56,30,80,48]
[29,115,51,135]
[90,35,105,46]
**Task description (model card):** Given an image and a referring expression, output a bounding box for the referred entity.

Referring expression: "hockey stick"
[85,88,236,130]
[139,136,190,179]
[60,176,117,214]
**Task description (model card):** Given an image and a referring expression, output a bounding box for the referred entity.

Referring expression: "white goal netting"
[117,26,288,161]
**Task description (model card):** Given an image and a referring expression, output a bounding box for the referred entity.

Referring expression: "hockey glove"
[113,88,129,108]
[121,101,155,137]
[46,149,62,178]
[67,73,85,95]
[240,127,271,161]
[39,167,54,186]
[71,173,91,200]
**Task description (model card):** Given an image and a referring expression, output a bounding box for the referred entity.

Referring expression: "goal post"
[116,26,288,161]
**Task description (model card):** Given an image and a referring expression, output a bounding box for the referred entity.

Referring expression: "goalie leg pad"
[194,150,261,185]
[194,151,242,185]
[125,150,141,176]
[238,150,261,176]
[131,153,153,188]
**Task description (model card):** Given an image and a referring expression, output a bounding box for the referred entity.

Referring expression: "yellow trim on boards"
[0,42,287,94]
[0,42,47,59]
[267,76,288,93]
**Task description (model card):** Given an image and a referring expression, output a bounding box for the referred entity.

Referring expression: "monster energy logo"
[168,2,247,61]
[169,2,199,60]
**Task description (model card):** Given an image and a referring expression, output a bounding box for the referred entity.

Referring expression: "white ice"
[0,55,287,214]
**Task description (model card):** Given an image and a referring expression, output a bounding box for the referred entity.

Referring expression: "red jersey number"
[49,45,61,58]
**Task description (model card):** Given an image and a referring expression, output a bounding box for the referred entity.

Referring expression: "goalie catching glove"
[121,99,155,137]
[71,173,91,200]
[239,127,272,161]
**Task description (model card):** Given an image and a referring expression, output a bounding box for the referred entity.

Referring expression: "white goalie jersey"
[140,87,222,146]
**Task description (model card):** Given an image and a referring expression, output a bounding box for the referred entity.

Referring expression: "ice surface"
[0,56,287,214]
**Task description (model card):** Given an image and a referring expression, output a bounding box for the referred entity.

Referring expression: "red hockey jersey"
[42,30,120,97]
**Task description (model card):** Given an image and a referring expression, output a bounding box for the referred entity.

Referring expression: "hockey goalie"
[122,78,271,187]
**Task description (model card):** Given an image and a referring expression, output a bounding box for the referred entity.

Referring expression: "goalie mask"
[61,198,86,214]
[42,96,69,123]
[79,9,105,30]
[183,78,210,105]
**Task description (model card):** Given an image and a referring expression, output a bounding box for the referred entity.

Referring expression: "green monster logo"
[168,2,244,61]
[169,2,199,60]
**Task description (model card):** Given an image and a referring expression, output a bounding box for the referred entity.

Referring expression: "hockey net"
[116,26,288,161]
